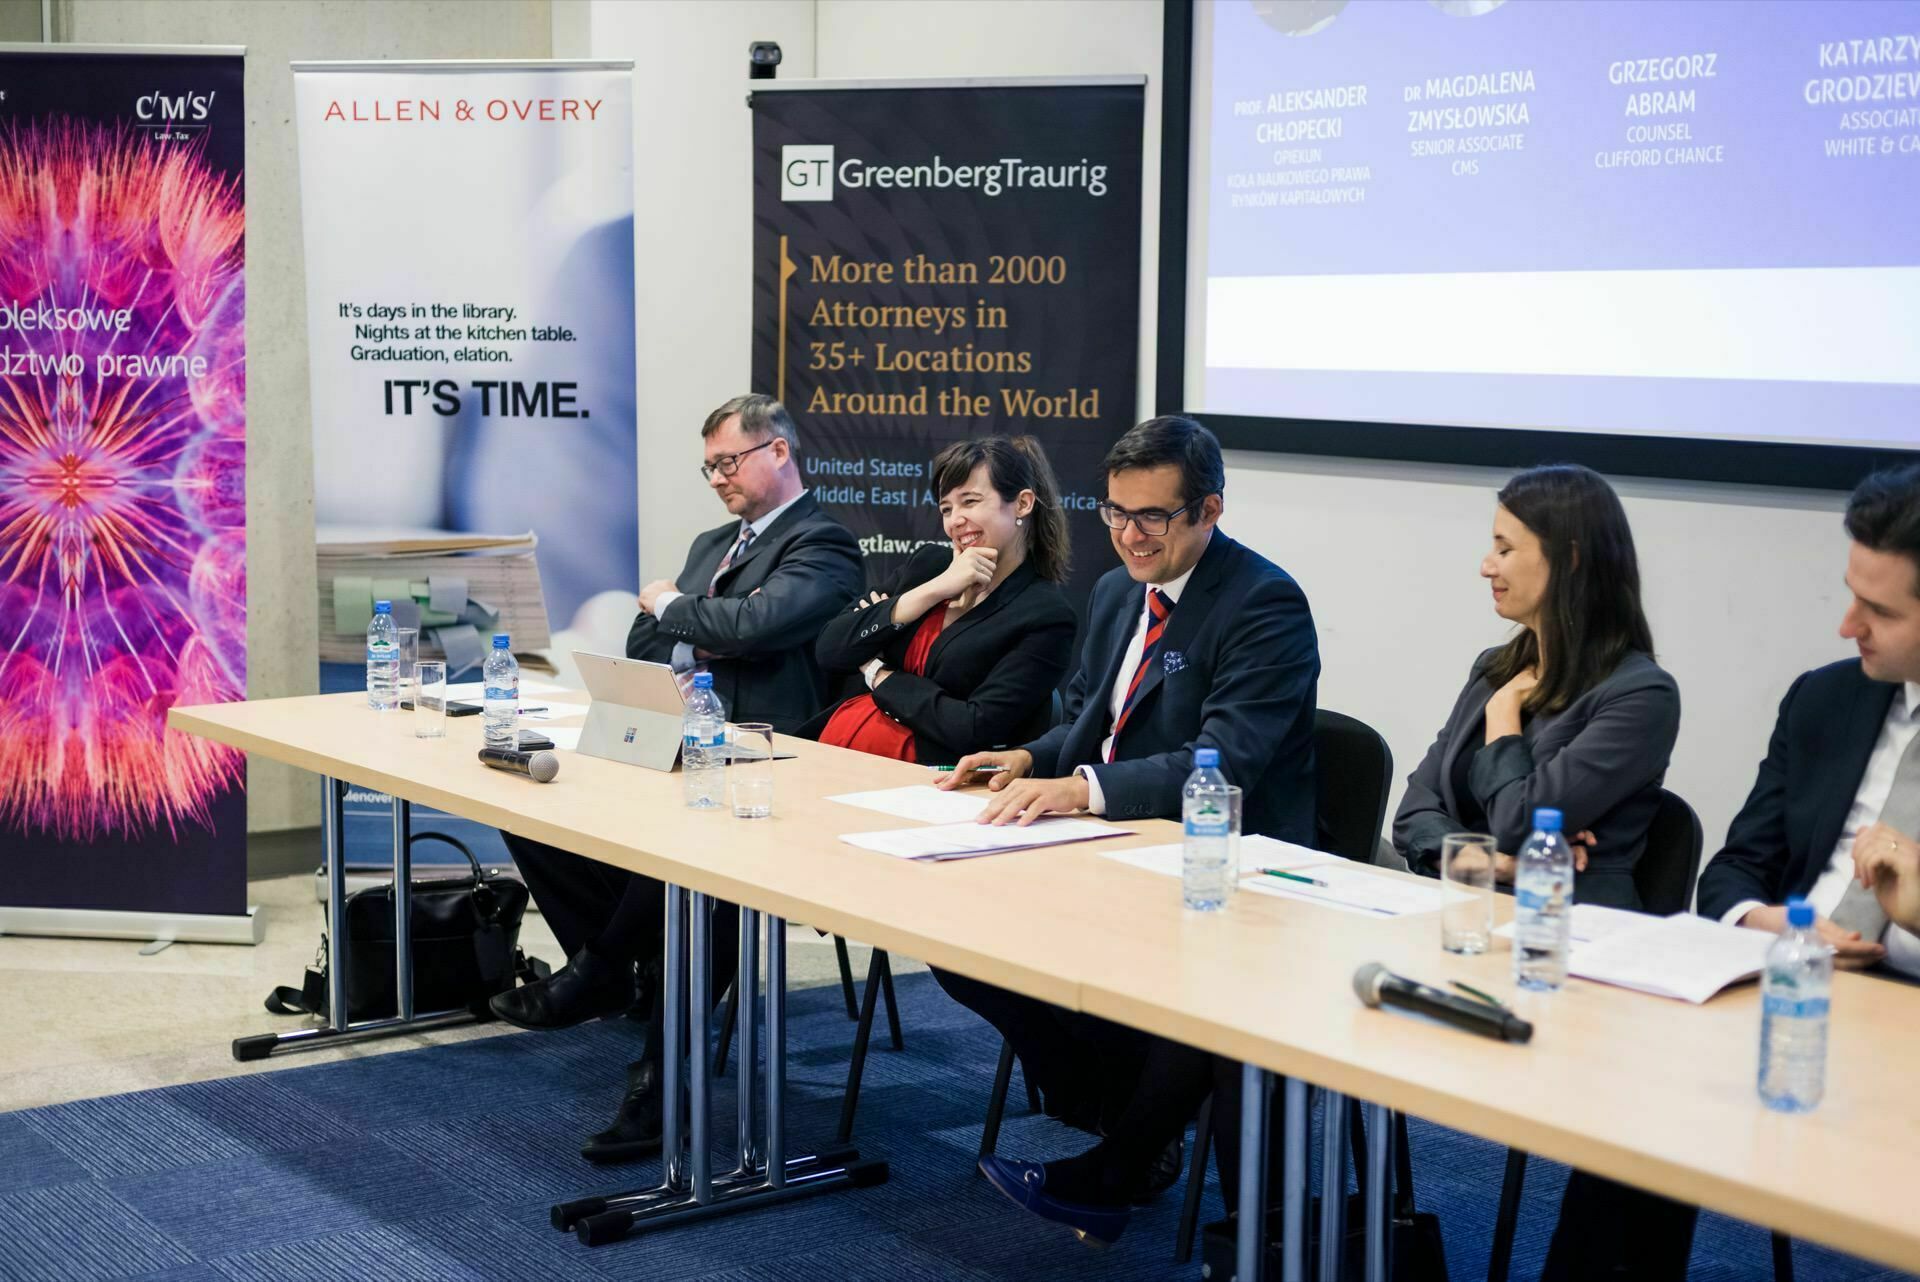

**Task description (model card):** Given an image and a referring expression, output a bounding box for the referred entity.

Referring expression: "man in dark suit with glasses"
[936,415,1321,1247]
[492,393,863,1163]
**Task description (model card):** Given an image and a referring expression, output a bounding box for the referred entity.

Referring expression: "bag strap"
[408,830,483,882]
[264,985,313,1016]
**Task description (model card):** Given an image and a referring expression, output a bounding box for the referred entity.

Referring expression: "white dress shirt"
[1074,563,1197,816]
[654,490,808,673]
[1721,681,1920,978]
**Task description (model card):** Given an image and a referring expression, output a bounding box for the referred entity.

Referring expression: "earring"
[1016,517,1024,526]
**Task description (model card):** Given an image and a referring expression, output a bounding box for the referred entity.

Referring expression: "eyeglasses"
[700,438,776,481]
[1096,500,1192,537]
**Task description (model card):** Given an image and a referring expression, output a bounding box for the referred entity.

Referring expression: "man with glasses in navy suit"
[935,415,1321,1247]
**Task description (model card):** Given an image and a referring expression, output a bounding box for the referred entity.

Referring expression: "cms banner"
[752,79,1144,603]
[0,45,254,943]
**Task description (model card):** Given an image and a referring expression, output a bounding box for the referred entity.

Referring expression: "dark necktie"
[1107,587,1173,762]
[707,527,755,597]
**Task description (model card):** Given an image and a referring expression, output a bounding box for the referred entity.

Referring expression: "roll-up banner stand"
[750,77,1146,609]
[0,44,256,945]
[292,61,637,875]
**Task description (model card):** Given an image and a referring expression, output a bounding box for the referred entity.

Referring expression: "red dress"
[819,606,949,762]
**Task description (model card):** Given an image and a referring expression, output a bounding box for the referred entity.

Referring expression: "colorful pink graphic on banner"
[0,122,245,839]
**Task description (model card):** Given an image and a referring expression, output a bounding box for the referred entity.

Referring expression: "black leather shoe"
[488,947,636,1031]
[1132,1136,1183,1205]
[581,1057,664,1164]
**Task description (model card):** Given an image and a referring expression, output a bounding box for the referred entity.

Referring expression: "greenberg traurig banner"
[751,78,1145,607]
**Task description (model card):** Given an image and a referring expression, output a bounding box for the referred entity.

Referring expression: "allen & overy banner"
[292,61,636,866]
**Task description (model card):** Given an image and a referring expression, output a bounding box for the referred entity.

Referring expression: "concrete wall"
[582,0,1857,858]
[54,0,554,840]
[0,1,42,42]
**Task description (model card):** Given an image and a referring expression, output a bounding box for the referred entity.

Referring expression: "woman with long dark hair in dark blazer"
[808,435,1077,764]
[1394,463,1680,910]
[1394,463,1691,1280]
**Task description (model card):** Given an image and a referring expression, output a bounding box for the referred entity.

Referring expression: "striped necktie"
[1108,587,1174,762]
[707,527,755,597]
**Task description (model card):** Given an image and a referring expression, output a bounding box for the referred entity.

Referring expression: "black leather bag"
[266,833,547,1023]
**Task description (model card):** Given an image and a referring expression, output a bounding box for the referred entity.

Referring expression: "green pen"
[1451,980,1507,1009]
[1260,868,1329,889]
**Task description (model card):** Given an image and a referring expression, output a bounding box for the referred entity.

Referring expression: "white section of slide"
[1207,267,1920,386]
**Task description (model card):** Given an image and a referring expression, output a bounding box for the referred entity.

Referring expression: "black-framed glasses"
[700,438,775,481]
[1096,500,1192,537]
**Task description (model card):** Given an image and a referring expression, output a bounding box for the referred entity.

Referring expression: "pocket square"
[1162,650,1186,675]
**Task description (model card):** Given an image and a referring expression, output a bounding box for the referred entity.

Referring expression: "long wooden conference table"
[171,691,1920,1279]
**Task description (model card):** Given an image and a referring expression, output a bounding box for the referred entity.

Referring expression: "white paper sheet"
[444,679,568,700]
[521,701,591,721]
[1101,843,1188,878]
[1495,902,1650,945]
[827,785,989,825]
[843,817,1128,861]
[1240,863,1464,917]
[1567,913,1773,1004]
[542,726,583,751]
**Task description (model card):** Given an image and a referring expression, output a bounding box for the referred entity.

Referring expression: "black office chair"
[1172,708,1397,1260]
[1486,789,1724,1282]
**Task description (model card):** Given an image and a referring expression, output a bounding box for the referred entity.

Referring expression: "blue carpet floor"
[1,970,1912,1281]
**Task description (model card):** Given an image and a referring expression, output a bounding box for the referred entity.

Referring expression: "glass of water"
[729,722,775,819]
[396,626,420,701]
[1440,832,1497,953]
[412,661,447,738]
[1183,785,1241,911]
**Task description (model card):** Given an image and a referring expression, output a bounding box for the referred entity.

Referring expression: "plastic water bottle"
[1181,748,1236,911]
[482,633,518,750]
[366,600,398,710]
[681,672,727,809]
[1513,807,1573,991]
[1758,896,1832,1113]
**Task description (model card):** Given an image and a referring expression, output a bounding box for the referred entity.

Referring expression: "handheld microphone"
[1353,962,1533,1044]
[478,746,560,783]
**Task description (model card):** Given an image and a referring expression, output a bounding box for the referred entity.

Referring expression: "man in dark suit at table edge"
[1698,462,1920,981]
[491,393,864,1162]
[935,415,1321,1247]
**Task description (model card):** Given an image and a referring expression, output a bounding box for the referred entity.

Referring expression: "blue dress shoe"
[978,1156,1131,1248]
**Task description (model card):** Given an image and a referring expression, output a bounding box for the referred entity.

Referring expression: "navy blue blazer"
[1020,531,1319,843]
[1696,659,1897,921]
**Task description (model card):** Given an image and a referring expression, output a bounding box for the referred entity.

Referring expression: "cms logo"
[781,144,833,201]
[136,91,216,122]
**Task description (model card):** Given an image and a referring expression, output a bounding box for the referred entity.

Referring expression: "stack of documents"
[1499,907,1774,1003]
[318,526,551,675]
[827,785,1131,861]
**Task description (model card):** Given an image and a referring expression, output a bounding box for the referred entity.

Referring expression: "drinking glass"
[729,722,775,819]
[413,661,447,738]
[396,627,420,700]
[1440,832,1497,953]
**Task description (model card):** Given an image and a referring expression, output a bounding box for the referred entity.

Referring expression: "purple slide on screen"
[1200,0,1920,450]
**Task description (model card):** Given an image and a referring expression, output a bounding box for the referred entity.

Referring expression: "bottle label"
[1763,993,1829,1020]
[484,685,514,701]
[1514,886,1547,912]
[367,644,393,661]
